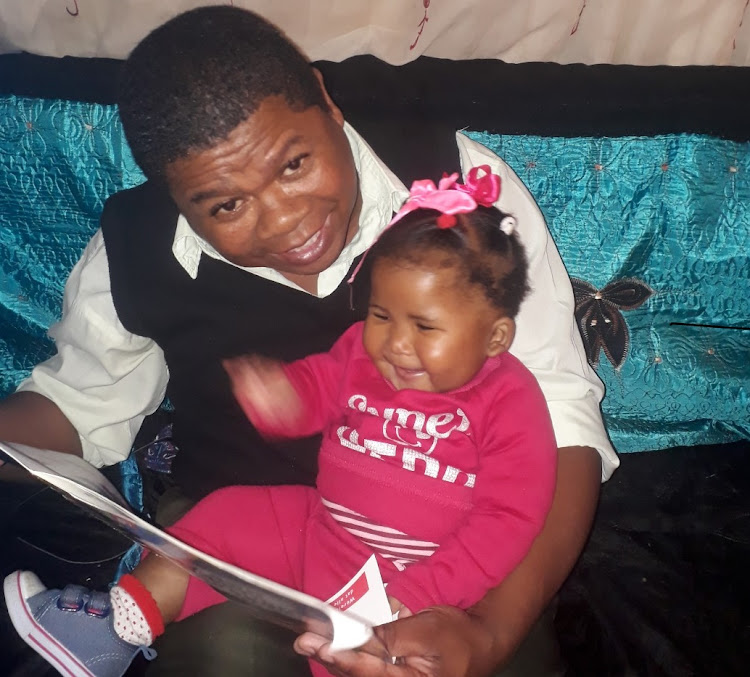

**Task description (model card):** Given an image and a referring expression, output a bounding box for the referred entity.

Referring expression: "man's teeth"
[289,230,322,253]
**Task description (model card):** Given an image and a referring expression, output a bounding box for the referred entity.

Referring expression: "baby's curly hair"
[366,206,530,318]
[118,6,327,182]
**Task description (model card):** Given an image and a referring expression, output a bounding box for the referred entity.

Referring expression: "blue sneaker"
[4,570,156,677]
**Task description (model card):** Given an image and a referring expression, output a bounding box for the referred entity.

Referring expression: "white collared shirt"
[19,123,619,478]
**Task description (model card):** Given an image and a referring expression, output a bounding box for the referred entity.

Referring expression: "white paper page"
[1,440,128,506]
[326,554,393,632]
[0,440,373,651]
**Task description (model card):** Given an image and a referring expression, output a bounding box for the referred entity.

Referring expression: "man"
[0,6,617,676]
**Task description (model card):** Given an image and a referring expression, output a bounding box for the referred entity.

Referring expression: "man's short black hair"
[118,6,328,181]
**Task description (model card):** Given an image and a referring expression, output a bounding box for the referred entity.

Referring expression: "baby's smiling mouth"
[392,365,426,381]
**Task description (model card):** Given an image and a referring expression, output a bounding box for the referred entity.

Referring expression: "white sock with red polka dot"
[109,573,165,646]
[111,585,153,645]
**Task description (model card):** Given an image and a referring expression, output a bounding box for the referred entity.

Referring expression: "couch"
[1,53,748,676]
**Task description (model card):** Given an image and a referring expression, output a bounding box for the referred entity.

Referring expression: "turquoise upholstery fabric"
[0,96,145,396]
[0,95,748,455]
[468,132,750,451]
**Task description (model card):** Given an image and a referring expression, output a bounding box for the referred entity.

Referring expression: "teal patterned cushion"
[468,132,750,451]
[0,95,748,454]
[0,96,144,395]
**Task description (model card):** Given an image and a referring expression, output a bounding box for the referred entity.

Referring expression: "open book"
[0,440,381,651]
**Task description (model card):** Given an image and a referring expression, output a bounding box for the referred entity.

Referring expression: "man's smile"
[276,217,332,266]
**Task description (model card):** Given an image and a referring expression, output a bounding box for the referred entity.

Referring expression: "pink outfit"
[169,322,557,627]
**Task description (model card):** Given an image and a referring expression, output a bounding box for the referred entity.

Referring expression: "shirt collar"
[171,122,408,297]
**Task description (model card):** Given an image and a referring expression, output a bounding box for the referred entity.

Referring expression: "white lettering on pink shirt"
[339,394,476,487]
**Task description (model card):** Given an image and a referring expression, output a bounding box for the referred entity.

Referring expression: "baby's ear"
[487,317,515,357]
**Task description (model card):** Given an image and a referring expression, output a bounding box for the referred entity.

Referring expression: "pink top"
[244,322,557,612]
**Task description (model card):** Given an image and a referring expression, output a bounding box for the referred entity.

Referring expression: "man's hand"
[294,606,496,677]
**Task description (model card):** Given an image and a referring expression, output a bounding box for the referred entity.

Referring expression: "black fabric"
[3,53,750,140]
[144,602,312,677]
[0,461,132,588]
[556,440,750,677]
[0,53,123,103]
[316,56,750,140]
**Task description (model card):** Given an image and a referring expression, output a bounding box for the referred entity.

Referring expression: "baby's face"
[363,256,511,393]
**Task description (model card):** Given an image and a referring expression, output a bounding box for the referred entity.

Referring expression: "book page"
[327,554,393,627]
[0,440,373,651]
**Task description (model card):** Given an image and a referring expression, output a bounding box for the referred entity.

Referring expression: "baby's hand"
[223,355,303,434]
[387,596,413,620]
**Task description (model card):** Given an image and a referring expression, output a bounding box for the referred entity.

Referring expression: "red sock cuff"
[117,574,166,638]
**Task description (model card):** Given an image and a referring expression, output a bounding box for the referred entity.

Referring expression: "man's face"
[165,94,360,278]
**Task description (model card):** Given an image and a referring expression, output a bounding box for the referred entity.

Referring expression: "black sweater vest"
[101,119,459,499]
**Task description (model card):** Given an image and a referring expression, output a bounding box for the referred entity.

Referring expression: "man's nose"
[255,187,307,240]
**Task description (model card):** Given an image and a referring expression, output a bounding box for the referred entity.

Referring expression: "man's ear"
[487,317,515,357]
[312,67,345,126]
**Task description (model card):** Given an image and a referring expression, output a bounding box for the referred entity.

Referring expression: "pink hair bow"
[456,165,501,208]
[388,165,501,229]
[347,165,501,284]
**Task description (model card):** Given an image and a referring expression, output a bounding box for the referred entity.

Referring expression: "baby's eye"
[210,199,240,216]
[416,323,436,332]
[282,154,309,176]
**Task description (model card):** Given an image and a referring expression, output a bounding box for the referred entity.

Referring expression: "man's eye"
[282,154,309,176]
[210,199,240,216]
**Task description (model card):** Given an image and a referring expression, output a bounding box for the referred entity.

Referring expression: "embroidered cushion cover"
[0,95,748,454]
[469,132,749,451]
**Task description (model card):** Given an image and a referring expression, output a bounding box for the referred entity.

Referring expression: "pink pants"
[165,485,382,676]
